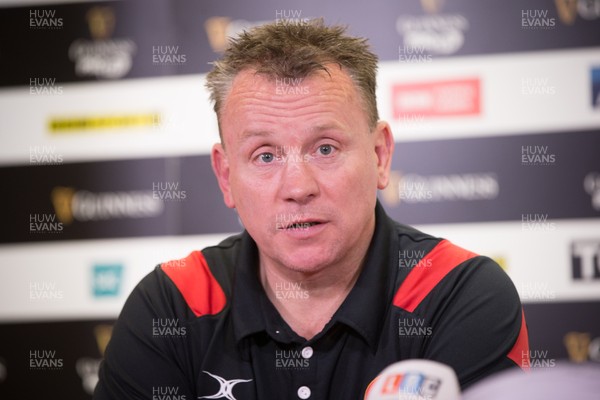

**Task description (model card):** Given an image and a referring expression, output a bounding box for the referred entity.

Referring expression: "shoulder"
[390,221,513,313]
[153,233,244,317]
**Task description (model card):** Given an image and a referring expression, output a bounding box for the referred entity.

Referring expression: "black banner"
[523,301,600,365]
[1,0,599,87]
[1,129,599,243]
[382,128,600,225]
[0,319,115,399]
[0,301,598,398]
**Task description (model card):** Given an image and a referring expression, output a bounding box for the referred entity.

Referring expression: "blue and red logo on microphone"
[366,371,441,400]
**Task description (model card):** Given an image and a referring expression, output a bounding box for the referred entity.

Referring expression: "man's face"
[212,66,393,274]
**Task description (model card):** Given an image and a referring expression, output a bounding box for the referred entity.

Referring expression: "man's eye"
[318,144,334,156]
[258,152,275,163]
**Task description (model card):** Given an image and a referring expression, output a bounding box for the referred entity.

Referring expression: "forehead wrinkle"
[230,83,352,108]
[220,68,367,147]
[240,121,346,144]
[237,104,348,139]
[227,87,357,127]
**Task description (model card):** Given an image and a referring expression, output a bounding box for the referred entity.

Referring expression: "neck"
[260,259,364,339]
[259,218,374,339]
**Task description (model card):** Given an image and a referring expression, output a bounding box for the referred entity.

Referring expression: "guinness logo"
[555,0,578,25]
[50,186,164,224]
[51,186,75,224]
[204,17,232,53]
[420,0,445,13]
[70,5,135,79]
[86,6,116,40]
[564,331,590,362]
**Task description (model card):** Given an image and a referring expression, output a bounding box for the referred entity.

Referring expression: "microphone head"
[462,362,600,400]
[365,359,461,400]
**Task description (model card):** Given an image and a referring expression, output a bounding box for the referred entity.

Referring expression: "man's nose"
[278,157,319,204]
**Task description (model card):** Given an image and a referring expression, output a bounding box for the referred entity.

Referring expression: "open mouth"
[276,220,325,230]
[285,221,321,229]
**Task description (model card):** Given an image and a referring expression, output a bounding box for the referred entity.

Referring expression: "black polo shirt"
[95,202,529,400]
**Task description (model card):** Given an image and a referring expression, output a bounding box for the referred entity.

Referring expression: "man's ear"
[211,143,236,208]
[373,121,395,190]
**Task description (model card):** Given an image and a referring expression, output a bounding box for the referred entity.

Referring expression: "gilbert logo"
[199,371,252,400]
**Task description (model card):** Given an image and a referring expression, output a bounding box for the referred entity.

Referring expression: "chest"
[192,322,415,400]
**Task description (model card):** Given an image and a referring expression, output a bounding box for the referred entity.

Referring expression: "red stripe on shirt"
[393,239,477,312]
[161,251,226,317]
[507,309,530,371]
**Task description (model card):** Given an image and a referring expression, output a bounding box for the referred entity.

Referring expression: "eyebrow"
[239,124,345,143]
[239,130,274,143]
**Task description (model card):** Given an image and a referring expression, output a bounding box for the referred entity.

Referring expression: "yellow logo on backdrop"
[50,186,165,224]
[204,17,232,53]
[94,324,113,356]
[86,6,116,40]
[564,331,591,362]
[381,171,402,206]
[555,0,578,25]
[48,113,160,133]
[420,0,445,13]
[51,186,75,224]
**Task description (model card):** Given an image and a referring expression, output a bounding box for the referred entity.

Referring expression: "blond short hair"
[205,18,380,133]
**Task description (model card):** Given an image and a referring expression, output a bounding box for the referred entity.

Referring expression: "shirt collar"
[330,201,398,350]
[231,233,269,342]
[231,201,398,350]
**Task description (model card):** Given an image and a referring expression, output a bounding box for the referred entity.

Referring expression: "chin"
[279,250,337,274]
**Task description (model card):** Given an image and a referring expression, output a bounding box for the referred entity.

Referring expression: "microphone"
[364,359,461,400]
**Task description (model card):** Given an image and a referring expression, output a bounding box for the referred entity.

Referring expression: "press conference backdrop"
[0,0,599,397]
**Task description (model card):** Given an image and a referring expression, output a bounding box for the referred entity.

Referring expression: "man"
[95,19,528,399]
